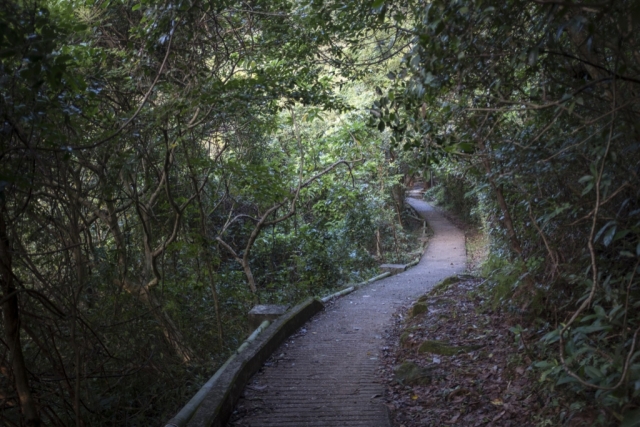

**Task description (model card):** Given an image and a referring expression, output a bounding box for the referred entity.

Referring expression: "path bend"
[228,198,466,427]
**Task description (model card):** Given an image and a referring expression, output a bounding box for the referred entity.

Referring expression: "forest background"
[1,0,639,426]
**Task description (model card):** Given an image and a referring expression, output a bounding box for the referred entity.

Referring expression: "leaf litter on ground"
[379,277,598,427]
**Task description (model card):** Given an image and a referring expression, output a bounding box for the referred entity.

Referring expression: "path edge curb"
[166,200,434,427]
[170,297,324,427]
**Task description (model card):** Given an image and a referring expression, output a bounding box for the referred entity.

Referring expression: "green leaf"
[621,409,640,427]
[457,143,474,153]
[372,0,385,8]
[603,225,617,246]
[584,365,602,380]
[612,229,629,243]
[542,329,560,343]
[574,324,609,334]
[594,305,605,318]
[132,3,141,11]
[534,360,554,368]
[594,221,615,243]
[556,375,579,385]
[581,182,594,195]
[509,325,523,335]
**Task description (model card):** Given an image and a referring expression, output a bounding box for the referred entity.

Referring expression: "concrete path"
[228,198,466,427]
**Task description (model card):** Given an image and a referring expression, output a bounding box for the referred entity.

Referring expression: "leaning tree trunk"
[104,202,194,363]
[141,289,194,363]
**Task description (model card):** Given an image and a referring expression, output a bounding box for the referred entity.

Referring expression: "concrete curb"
[320,217,431,304]
[165,321,272,427]
[320,272,391,303]
[169,297,324,427]
[165,206,432,427]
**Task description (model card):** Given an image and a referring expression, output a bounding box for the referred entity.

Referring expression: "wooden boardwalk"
[228,198,466,426]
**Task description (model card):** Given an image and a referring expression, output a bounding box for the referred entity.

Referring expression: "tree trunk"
[68,213,85,427]
[477,139,524,257]
[241,259,258,294]
[488,177,524,257]
[0,211,41,426]
[104,202,193,363]
[392,184,405,227]
[117,279,194,363]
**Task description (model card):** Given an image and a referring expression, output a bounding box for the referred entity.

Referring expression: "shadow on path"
[228,198,466,426]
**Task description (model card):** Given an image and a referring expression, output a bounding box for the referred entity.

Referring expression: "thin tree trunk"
[69,216,85,427]
[392,222,401,260]
[241,260,257,294]
[138,289,193,363]
[104,202,193,362]
[205,262,223,347]
[0,211,41,427]
[395,202,404,228]
[486,174,523,257]
[193,187,224,346]
[477,137,524,257]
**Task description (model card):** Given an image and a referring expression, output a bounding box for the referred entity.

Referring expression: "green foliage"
[10,0,640,423]
[0,1,414,424]
[340,0,640,422]
[423,161,484,228]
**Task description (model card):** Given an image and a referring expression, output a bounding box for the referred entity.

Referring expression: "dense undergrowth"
[427,160,638,425]
[369,1,640,423]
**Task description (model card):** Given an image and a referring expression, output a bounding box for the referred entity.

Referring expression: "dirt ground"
[379,276,601,427]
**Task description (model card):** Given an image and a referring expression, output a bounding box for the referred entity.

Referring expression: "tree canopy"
[1,0,639,425]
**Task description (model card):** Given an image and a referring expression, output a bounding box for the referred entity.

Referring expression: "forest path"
[228,198,466,427]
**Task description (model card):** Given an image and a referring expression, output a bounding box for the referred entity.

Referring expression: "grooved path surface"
[228,198,465,427]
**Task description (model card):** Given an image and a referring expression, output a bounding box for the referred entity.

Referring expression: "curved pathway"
[228,198,465,427]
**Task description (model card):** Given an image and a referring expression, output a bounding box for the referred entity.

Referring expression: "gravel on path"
[228,198,466,427]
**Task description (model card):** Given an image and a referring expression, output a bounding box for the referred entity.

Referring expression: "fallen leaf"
[491,398,504,406]
[445,412,461,424]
